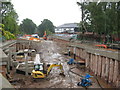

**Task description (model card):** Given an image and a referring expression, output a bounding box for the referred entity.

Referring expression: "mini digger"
[31,63,65,78]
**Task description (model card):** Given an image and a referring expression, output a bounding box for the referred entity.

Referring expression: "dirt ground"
[10,40,112,88]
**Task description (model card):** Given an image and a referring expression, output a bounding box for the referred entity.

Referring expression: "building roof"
[57,23,79,28]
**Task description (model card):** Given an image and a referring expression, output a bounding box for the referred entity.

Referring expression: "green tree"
[1,1,20,35]
[0,24,16,41]
[3,10,19,34]
[20,18,37,34]
[77,1,120,36]
[37,19,54,36]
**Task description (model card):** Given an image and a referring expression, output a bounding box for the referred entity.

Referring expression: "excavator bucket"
[59,72,65,77]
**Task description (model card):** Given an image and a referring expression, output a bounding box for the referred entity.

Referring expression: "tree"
[0,24,16,41]
[37,19,54,36]
[20,18,37,34]
[77,1,120,36]
[1,1,20,35]
[3,10,19,34]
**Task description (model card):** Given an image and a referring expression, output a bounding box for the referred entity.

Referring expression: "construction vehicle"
[67,58,76,65]
[31,63,64,78]
[31,54,64,78]
[43,31,47,40]
[77,73,93,87]
[29,34,40,41]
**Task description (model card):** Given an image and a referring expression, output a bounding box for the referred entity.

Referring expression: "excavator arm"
[47,64,64,75]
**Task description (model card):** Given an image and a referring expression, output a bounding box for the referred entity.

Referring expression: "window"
[39,65,43,70]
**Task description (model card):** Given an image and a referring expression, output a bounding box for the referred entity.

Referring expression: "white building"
[55,23,79,33]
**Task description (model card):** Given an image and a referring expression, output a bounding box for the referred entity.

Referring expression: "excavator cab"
[34,64,43,72]
[32,63,46,78]
[43,31,47,40]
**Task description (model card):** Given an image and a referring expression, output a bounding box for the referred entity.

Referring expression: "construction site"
[0,35,120,89]
[1,0,120,89]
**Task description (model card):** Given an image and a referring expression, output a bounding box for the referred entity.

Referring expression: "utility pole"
[81,0,84,34]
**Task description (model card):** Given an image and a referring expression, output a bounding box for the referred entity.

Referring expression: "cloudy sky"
[11,0,82,27]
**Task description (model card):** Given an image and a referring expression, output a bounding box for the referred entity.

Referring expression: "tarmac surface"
[10,40,112,88]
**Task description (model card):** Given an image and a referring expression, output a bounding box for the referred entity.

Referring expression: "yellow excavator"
[31,63,64,78]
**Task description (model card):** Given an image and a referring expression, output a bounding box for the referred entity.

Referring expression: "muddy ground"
[10,40,112,88]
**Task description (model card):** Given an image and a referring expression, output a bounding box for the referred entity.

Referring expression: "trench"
[9,40,115,88]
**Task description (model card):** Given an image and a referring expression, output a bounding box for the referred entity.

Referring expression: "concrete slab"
[0,48,8,65]
[0,73,14,89]
[16,61,34,74]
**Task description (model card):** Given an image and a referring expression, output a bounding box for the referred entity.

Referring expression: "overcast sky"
[11,0,82,27]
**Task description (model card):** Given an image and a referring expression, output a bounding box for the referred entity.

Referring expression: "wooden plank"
[88,53,90,69]
[116,62,120,87]
[105,57,110,81]
[95,55,98,75]
[82,49,84,59]
[70,47,73,54]
[85,53,89,68]
[99,55,102,77]
[90,54,92,71]
[90,53,92,71]
[77,48,79,57]
[97,55,100,76]
[83,50,86,60]
[79,49,81,58]
[84,51,87,61]
[83,49,85,59]
[108,59,114,83]
[113,60,119,87]
[82,49,84,58]
[78,48,80,57]
[116,76,120,87]
[92,54,95,73]
[79,48,81,58]
[75,48,78,56]
[81,49,83,59]
[76,48,79,56]
[101,57,105,78]
[94,54,97,74]
[80,49,82,58]
[91,54,94,72]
